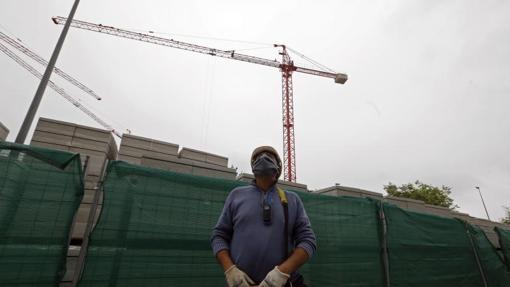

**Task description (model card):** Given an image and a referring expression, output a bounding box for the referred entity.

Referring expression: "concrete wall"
[0,121,9,141]
[314,185,383,200]
[118,133,237,180]
[236,173,308,193]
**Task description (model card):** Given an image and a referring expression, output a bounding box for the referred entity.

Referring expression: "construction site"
[1,1,510,287]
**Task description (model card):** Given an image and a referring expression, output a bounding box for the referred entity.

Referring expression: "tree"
[502,206,510,225]
[384,180,458,210]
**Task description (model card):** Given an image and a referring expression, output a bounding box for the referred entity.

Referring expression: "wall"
[236,173,308,193]
[0,121,9,141]
[118,133,237,180]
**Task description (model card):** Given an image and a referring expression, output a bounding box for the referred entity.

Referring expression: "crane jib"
[51,16,348,182]
[52,16,346,82]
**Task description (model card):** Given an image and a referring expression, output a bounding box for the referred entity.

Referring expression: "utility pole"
[15,0,81,144]
[475,186,491,221]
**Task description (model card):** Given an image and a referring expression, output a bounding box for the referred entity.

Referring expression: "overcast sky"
[1,0,509,220]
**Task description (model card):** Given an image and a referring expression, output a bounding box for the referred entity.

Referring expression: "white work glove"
[225,265,256,287]
[259,266,290,287]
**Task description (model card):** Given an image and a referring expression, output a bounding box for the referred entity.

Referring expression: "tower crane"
[53,16,348,182]
[0,42,122,137]
[0,31,101,101]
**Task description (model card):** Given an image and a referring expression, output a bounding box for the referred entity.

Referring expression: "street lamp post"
[475,186,491,221]
[15,0,81,144]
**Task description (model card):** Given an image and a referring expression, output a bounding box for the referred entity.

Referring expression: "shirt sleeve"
[292,194,317,258]
[210,189,235,255]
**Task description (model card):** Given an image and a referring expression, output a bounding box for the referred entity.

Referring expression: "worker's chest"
[231,192,289,230]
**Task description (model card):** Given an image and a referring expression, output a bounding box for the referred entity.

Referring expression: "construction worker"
[211,146,316,287]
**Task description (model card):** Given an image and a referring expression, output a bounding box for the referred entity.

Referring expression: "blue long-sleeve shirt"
[211,184,316,284]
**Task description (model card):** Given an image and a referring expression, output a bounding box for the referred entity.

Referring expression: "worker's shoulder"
[278,188,303,202]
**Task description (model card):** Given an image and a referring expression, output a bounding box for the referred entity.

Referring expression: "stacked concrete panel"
[236,173,308,193]
[31,117,117,241]
[118,134,237,180]
[0,121,9,141]
[30,117,117,287]
[314,185,383,200]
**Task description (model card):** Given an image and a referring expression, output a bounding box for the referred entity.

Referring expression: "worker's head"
[251,146,282,183]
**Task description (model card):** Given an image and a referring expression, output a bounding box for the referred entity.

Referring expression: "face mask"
[252,153,279,177]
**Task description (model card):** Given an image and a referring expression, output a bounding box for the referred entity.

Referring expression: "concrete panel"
[70,147,109,176]
[30,140,71,152]
[337,190,363,198]
[32,130,73,146]
[236,173,308,193]
[67,245,81,257]
[118,145,178,161]
[121,134,178,155]
[179,147,228,166]
[70,136,111,154]
[191,165,236,180]
[71,222,86,240]
[0,121,9,141]
[61,256,77,282]
[82,188,104,204]
[151,141,179,155]
[384,196,409,209]
[314,185,382,199]
[72,204,102,239]
[74,127,114,144]
[84,174,101,184]
[117,154,141,164]
[141,157,193,174]
[118,145,146,158]
[36,118,76,136]
[75,203,101,224]
[423,204,453,218]
[120,134,153,149]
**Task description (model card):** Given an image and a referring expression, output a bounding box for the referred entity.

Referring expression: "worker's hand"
[259,266,290,287]
[225,265,256,287]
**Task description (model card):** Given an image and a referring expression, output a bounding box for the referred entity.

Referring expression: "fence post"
[379,200,391,287]
[465,221,489,287]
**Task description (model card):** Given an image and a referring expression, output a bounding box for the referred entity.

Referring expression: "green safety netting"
[79,160,510,287]
[468,225,510,286]
[495,227,510,270]
[298,194,384,286]
[78,161,384,287]
[384,204,484,287]
[78,160,245,287]
[0,142,83,287]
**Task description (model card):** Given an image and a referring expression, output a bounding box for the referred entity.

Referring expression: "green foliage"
[502,207,510,225]
[384,180,458,209]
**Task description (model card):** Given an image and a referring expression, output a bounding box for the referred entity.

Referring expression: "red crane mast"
[53,16,348,182]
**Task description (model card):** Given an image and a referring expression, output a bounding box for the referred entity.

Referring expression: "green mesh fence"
[384,204,484,287]
[0,142,83,287]
[78,161,245,287]
[79,160,510,286]
[298,194,384,286]
[495,227,510,270]
[468,225,510,286]
[78,161,384,287]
